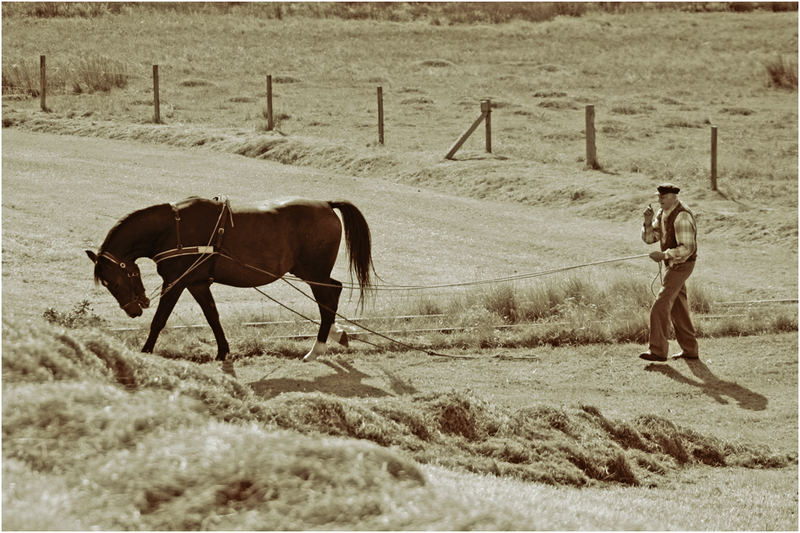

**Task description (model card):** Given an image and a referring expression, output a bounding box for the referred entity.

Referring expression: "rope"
[650,261,663,297]
[220,252,654,360]
[251,282,478,358]
[283,253,653,291]
[140,250,657,360]
[276,274,478,359]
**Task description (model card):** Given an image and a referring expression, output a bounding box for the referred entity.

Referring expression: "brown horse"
[86,197,374,370]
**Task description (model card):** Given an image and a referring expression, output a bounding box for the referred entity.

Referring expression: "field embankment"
[3,315,797,530]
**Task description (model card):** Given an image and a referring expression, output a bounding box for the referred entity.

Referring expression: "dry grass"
[2,9,796,219]
[2,55,128,97]
[764,54,799,89]
[3,316,796,529]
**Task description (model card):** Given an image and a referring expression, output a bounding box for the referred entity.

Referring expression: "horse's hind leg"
[303,278,343,362]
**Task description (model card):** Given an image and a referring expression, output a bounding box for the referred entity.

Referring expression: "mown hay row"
[4,316,795,495]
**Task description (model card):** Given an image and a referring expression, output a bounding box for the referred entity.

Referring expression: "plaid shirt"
[642,203,697,265]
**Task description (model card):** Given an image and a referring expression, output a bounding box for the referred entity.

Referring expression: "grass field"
[2,3,798,530]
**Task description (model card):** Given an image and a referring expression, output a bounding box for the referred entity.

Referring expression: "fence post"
[152,65,161,124]
[40,55,47,112]
[266,74,274,130]
[585,104,598,169]
[710,126,718,191]
[444,100,491,160]
[482,99,491,153]
[377,86,384,145]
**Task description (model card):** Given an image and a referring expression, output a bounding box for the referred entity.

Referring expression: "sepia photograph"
[2,1,797,530]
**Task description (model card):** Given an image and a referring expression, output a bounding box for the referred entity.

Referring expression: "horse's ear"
[86,250,98,263]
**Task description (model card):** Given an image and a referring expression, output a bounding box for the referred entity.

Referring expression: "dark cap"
[656,183,680,195]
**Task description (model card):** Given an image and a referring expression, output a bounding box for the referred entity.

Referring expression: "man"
[639,183,699,362]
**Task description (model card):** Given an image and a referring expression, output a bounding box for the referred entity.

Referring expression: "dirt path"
[3,129,795,325]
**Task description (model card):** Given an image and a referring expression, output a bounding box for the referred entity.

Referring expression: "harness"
[152,197,233,265]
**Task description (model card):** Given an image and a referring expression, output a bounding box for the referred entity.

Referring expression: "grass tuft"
[71,56,128,93]
[763,55,798,89]
[2,55,127,97]
[43,299,106,328]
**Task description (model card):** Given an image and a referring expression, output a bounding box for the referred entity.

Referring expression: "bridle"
[95,251,150,312]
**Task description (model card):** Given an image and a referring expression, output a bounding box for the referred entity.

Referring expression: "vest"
[660,202,697,262]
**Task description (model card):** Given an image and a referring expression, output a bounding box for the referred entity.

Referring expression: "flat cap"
[656,182,680,195]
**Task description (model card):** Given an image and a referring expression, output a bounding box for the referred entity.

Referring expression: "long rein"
[140,205,654,359]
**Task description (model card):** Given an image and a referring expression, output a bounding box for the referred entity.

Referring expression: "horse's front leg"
[142,284,185,354]
[187,281,232,371]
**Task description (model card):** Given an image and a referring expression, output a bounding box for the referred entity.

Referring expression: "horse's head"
[86,250,150,317]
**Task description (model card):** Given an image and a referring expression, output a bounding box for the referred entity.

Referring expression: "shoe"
[639,351,668,362]
[671,352,699,360]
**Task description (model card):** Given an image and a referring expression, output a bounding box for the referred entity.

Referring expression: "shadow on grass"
[644,359,768,411]
[248,360,417,399]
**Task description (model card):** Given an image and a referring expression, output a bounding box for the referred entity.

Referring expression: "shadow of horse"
[644,359,768,411]
[249,360,417,400]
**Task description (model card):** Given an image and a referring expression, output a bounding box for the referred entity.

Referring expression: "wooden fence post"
[40,55,47,112]
[585,104,598,169]
[482,99,492,153]
[377,86,384,145]
[152,65,161,124]
[266,74,274,130]
[445,100,492,160]
[710,126,718,191]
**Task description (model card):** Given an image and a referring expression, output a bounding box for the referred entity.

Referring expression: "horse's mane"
[100,205,158,250]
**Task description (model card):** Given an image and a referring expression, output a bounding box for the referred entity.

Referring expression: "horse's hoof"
[221,359,236,376]
[338,330,349,348]
[302,340,326,362]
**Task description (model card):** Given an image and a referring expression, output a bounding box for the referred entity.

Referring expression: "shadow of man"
[248,359,417,400]
[644,359,768,411]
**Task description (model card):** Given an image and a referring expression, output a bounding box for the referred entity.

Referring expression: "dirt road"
[3,129,795,325]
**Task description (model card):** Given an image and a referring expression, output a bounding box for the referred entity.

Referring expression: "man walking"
[639,183,699,362]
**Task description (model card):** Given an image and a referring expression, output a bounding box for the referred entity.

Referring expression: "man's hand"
[649,251,665,262]
[643,204,654,225]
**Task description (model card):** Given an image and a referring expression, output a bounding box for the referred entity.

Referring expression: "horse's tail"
[329,201,375,301]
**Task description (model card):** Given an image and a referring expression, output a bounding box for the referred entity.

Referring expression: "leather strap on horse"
[153,198,232,265]
[153,245,217,263]
[171,203,182,250]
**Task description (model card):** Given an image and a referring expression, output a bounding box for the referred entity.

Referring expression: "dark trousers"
[649,261,699,357]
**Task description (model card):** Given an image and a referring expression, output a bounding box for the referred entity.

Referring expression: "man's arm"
[641,208,661,244]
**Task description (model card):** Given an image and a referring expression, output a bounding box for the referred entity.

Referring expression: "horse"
[86,197,374,371]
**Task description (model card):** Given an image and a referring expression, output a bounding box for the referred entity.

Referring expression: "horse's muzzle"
[122,296,149,317]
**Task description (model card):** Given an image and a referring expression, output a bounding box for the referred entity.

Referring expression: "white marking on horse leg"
[302,340,327,362]
[328,324,349,347]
